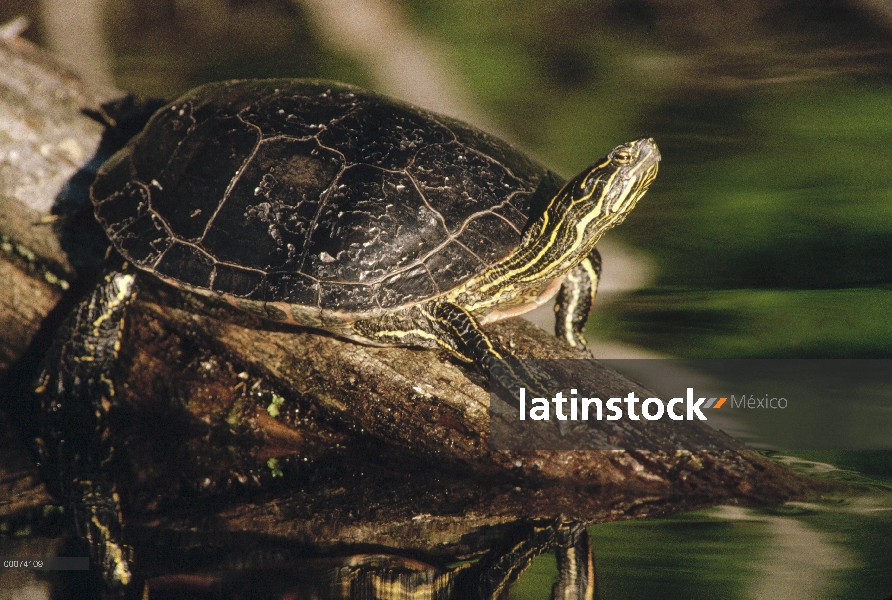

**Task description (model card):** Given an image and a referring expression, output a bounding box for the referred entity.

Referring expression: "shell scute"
[456,212,526,265]
[114,212,172,266]
[91,147,138,208]
[155,243,215,289]
[440,116,545,186]
[94,180,173,266]
[424,241,485,294]
[201,137,341,272]
[318,280,376,314]
[308,166,446,285]
[150,116,261,242]
[235,298,288,322]
[408,142,528,235]
[211,263,265,298]
[376,264,438,309]
[261,272,318,306]
[129,101,197,179]
[94,180,148,237]
[240,85,357,138]
[318,103,452,170]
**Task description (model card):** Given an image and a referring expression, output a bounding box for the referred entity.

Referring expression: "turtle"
[217,518,592,599]
[35,79,659,595]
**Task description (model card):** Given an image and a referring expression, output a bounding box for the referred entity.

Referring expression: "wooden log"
[0,31,120,524]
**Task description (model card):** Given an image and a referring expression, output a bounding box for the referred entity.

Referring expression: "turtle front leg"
[35,264,138,595]
[351,301,549,402]
[554,248,601,350]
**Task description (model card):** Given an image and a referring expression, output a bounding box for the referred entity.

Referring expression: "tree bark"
[0,33,811,561]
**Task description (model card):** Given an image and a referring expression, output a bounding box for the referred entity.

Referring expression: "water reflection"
[141,519,595,600]
[589,460,892,600]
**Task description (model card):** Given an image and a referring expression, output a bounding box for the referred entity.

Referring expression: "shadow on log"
[0,31,813,596]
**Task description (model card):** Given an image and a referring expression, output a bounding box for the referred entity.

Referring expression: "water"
[508,457,892,600]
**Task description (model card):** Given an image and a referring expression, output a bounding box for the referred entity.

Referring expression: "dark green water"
[512,457,892,600]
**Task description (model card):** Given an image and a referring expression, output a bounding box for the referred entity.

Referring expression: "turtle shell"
[91,79,561,322]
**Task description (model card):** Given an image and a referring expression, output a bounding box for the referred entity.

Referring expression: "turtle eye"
[612,150,633,165]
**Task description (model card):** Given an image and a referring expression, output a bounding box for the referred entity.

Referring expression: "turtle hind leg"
[554,249,601,350]
[35,264,139,595]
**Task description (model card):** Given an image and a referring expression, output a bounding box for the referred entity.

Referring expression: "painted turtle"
[37,79,659,593]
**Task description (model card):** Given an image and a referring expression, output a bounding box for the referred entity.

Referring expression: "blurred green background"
[3,1,891,598]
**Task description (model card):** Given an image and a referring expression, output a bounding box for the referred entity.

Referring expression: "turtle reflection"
[146,519,594,599]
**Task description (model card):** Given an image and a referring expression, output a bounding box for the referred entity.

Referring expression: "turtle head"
[518,138,659,277]
[570,137,660,228]
[542,137,659,258]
